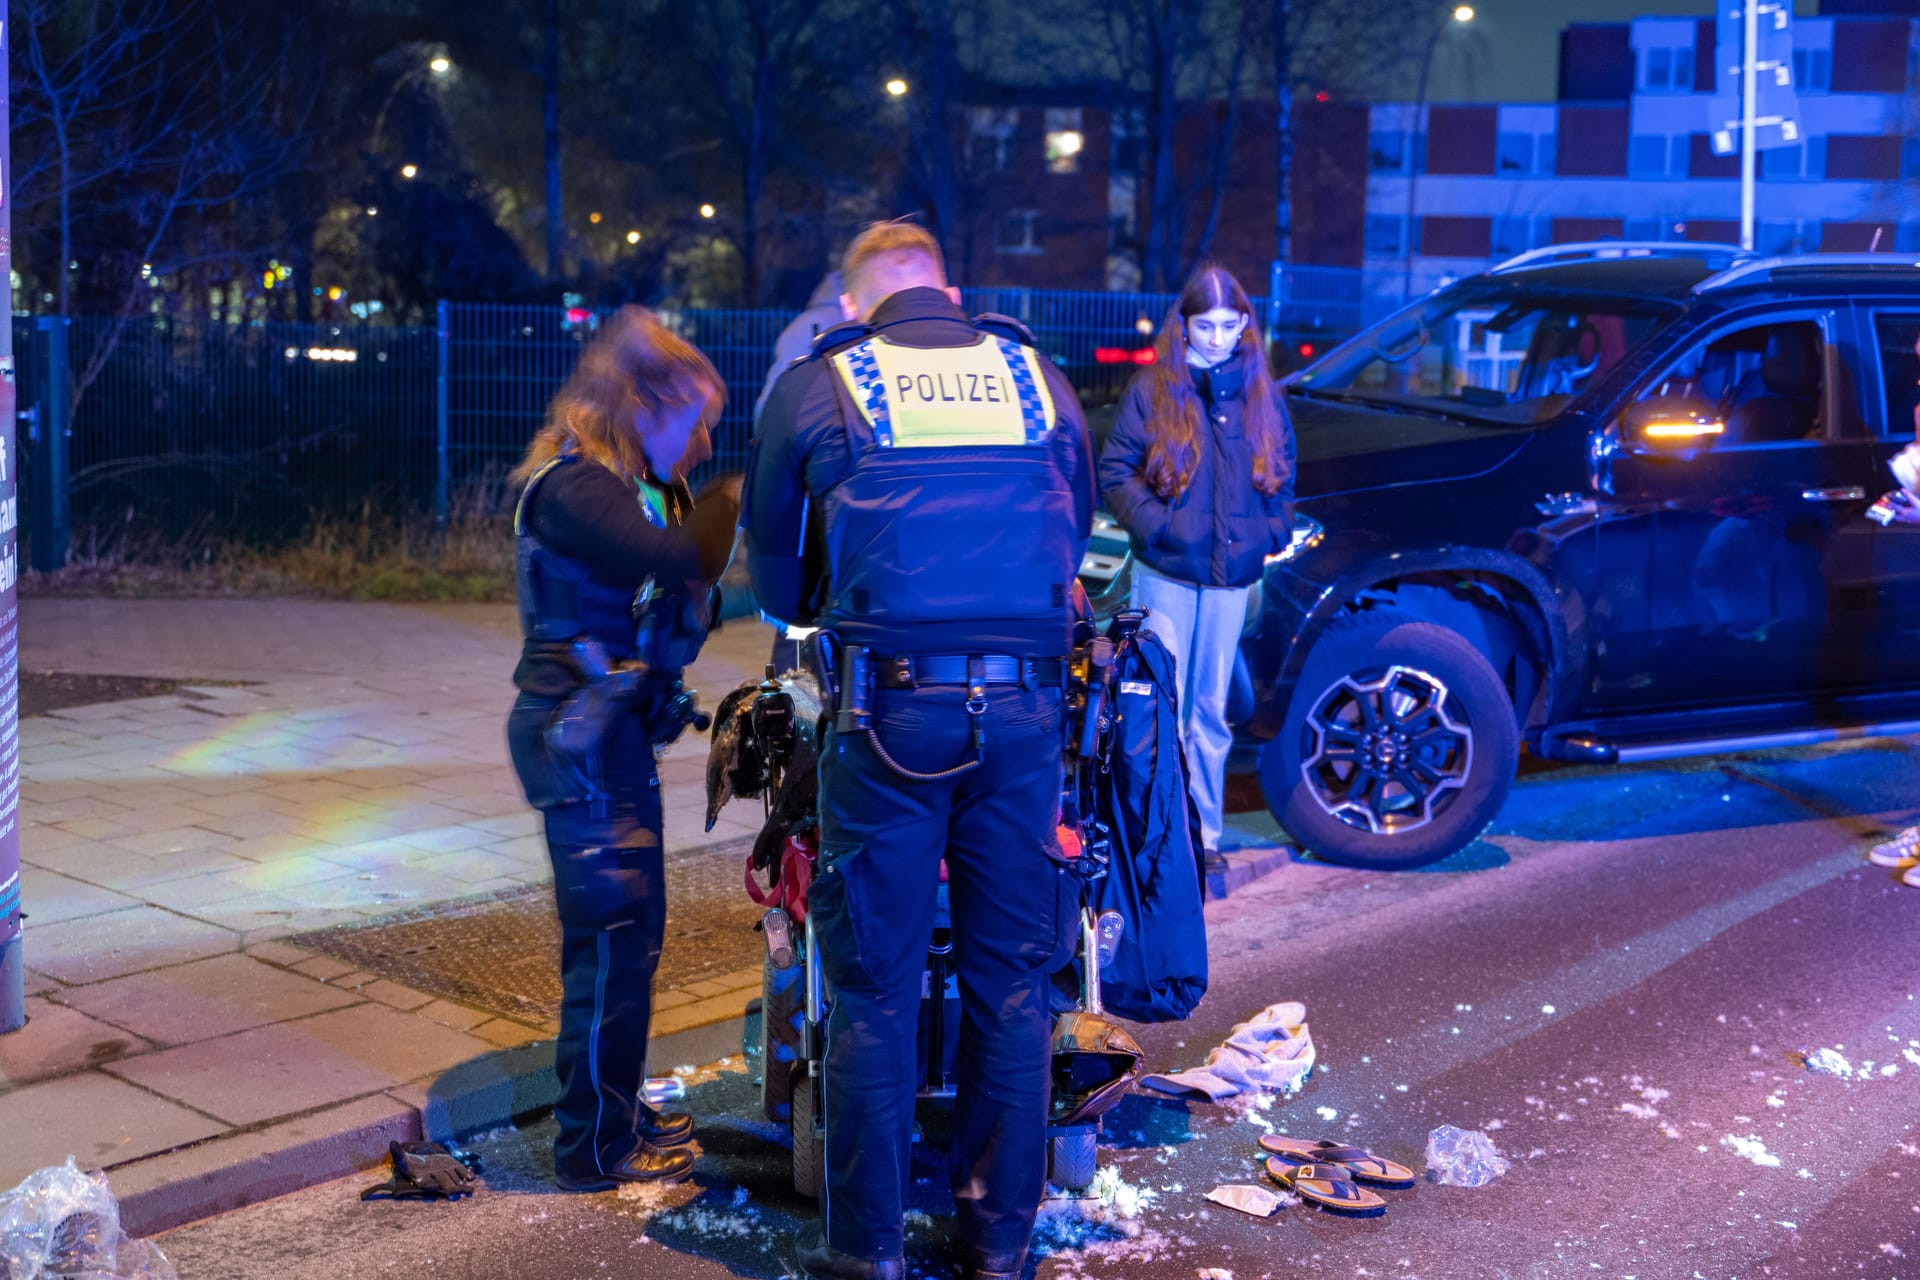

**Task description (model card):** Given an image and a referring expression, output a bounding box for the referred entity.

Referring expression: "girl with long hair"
[506,306,741,1190]
[1097,263,1296,866]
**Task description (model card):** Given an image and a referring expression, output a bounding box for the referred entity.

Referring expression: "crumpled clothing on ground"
[1137,1001,1314,1101]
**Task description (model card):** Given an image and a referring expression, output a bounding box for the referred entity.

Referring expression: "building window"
[1903,139,1920,180]
[967,107,1018,173]
[1623,217,1664,242]
[1756,220,1819,255]
[996,209,1040,255]
[1495,132,1553,176]
[1108,173,1137,242]
[1365,215,1403,257]
[1627,135,1687,179]
[1044,108,1084,175]
[1110,108,1143,173]
[1762,136,1826,181]
[1792,47,1831,94]
[1491,216,1538,256]
[1640,44,1695,93]
[1369,130,1407,172]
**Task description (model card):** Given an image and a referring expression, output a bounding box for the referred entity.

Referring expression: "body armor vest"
[819,330,1078,650]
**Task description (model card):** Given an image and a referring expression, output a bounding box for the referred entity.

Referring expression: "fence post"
[435,300,450,539]
[28,317,69,575]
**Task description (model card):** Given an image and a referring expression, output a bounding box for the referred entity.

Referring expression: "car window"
[1633,317,1827,446]
[1297,286,1672,425]
[1872,313,1920,441]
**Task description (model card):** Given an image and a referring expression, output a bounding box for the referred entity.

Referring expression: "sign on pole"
[1708,0,1799,252]
[0,13,21,1037]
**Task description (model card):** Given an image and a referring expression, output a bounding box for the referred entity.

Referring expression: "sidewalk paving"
[3,598,779,1231]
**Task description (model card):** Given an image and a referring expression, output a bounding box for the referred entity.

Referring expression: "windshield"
[1296,285,1676,424]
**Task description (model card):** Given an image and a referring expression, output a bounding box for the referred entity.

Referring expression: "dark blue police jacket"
[745,287,1096,659]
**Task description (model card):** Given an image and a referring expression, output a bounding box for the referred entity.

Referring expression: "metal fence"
[20,267,1380,557]
[15,315,438,550]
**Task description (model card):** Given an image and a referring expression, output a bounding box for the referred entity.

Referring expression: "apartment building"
[1374,0,1920,306]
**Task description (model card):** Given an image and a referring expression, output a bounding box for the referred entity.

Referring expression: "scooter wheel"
[791,1075,823,1199]
[1048,1128,1098,1192]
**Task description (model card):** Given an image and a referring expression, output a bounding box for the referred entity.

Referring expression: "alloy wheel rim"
[1300,663,1473,835]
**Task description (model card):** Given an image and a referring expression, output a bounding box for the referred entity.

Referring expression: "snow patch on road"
[1719,1134,1782,1168]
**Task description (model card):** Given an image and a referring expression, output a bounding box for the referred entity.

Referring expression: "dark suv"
[1185,244,1920,869]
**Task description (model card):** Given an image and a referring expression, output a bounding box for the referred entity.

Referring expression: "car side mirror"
[1620,396,1726,456]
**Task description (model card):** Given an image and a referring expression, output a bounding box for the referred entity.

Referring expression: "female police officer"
[506,307,741,1190]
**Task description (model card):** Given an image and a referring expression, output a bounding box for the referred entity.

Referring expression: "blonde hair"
[511,306,723,486]
[840,219,947,301]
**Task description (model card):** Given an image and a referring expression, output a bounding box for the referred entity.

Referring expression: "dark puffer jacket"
[1096,353,1295,589]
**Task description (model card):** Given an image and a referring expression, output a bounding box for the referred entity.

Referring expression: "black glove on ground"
[360,1140,480,1201]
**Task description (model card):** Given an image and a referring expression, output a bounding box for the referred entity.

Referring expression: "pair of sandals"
[1257,1135,1416,1217]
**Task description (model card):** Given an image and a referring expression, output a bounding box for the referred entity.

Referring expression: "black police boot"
[963,1245,1028,1280]
[794,1219,903,1280]
[553,1141,694,1192]
[639,1105,695,1148]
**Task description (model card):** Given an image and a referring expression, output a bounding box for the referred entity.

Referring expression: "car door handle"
[1801,486,1865,502]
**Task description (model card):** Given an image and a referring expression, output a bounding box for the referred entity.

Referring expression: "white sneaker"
[1869,826,1920,869]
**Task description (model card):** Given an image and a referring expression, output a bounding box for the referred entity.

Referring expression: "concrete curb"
[115,1010,751,1238]
[108,847,1284,1239]
[1205,844,1295,900]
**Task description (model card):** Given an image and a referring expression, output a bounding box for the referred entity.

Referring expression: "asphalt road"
[154,739,1920,1280]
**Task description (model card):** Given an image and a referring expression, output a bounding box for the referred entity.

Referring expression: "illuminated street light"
[699,204,716,219]
[366,206,379,217]
[626,230,642,245]
[589,212,603,224]
[1403,3,1478,300]
[885,78,908,97]
[429,56,452,75]
[400,164,418,179]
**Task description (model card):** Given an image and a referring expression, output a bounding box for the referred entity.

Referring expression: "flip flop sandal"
[1258,1136,1417,1188]
[1262,1159,1387,1217]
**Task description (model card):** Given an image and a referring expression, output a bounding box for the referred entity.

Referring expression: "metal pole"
[1402,23,1443,302]
[0,15,22,1037]
[434,299,450,539]
[1740,0,1758,252]
[28,318,70,574]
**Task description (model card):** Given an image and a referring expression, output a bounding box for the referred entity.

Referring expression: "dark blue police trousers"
[508,694,667,1177]
[811,683,1074,1262]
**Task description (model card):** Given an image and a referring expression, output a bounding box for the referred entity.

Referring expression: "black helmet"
[1050,1011,1144,1126]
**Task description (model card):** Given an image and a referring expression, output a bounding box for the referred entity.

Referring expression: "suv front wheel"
[1261,610,1518,871]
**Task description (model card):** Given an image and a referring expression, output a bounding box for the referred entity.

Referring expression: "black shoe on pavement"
[639,1105,695,1148]
[794,1219,903,1280]
[1202,848,1230,874]
[963,1247,1029,1280]
[553,1142,695,1192]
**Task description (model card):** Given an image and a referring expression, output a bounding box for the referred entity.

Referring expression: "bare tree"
[682,0,835,304]
[13,0,306,398]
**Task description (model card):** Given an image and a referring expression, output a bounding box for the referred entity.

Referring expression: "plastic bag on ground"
[1424,1124,1511,1187]
[0,1158,178,1280]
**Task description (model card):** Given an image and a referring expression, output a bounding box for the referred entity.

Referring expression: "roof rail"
[1490,241,1751,274]
[1694,253,1920,293]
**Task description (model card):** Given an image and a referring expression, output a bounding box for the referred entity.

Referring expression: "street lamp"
[700,204,716,219]
[1402,4,1475,301]
[885,78,909,97]
[371,46,453,155]
[400,164,418,180]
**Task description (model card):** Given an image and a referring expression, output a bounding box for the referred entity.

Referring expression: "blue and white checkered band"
[992,336,1050,444]
[841,341,895,447]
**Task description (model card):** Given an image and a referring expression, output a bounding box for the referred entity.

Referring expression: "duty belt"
[873,654,1066,689]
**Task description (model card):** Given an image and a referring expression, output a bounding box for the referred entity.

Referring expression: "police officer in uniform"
[746,222,1094,1280]
[506,307,741,1191]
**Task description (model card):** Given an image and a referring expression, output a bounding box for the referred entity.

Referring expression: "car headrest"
[1761,328,1821,398]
